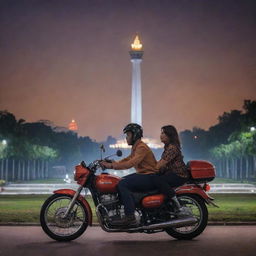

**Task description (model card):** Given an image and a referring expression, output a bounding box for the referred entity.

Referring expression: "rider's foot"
[175,206,192,217]
[110,214,138,227]
[170,196,192,217]
[171,196,182,209]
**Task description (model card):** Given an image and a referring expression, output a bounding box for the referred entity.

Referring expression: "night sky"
[0,0,255,141]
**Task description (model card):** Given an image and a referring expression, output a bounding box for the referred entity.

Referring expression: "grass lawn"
[0,195,97,223]
[208,193,256,221]
[0,194,255,223]
[9,179,66,184]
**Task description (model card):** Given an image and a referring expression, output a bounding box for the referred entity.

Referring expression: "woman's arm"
[156,159,168,170]
[156,144,179,170]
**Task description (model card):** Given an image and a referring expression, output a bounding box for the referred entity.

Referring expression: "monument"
[130,35,143,125]
[110,35,162,149]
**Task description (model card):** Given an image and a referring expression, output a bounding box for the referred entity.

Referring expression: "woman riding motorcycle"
[154,125,190,216]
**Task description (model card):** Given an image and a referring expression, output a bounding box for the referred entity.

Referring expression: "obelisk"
[129,35,143,125]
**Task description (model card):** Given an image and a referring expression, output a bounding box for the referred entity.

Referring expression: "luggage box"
[187,160,216,182]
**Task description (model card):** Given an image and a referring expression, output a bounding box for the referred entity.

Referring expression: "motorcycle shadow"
[16,239,200,256]
[111,239,199,245]
[98,239,201,256]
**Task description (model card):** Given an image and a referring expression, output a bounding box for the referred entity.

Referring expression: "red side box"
[187,160,216,182]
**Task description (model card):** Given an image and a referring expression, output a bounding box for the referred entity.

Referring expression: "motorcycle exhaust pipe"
[96,205,198,232]
[101,216,198,233]
[141,216,198,230]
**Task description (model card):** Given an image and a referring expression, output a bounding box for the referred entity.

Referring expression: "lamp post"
[1,140,8,181]
[250,127,256,178]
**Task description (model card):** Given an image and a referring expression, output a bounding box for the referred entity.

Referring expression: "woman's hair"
[161,125,181,148]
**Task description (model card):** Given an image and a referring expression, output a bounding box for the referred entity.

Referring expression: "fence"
[0,159,49,182]
[1,182,255,195]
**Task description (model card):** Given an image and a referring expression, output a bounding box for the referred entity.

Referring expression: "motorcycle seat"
[133,189,159,197]
[132,190,161,205]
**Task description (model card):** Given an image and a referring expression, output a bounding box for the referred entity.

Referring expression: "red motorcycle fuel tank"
[142,194,165,208]
[95,173,121,193]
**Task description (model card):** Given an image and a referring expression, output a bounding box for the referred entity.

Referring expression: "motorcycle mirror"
[81,161,87,168]
[100,144,106,153]
[100,144,106,160]
[116,150,122,157]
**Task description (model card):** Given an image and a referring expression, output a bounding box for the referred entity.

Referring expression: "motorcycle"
[40,149,218,241]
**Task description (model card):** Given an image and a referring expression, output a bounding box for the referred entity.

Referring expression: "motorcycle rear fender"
[176,184,210,200]
[53,189,93,226]
[176,184,219,207]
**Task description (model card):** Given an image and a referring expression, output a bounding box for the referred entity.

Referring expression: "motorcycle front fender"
[53,189,93,226]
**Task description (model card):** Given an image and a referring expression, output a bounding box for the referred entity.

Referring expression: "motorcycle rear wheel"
[40,194,89,241]
[165,194,208,240]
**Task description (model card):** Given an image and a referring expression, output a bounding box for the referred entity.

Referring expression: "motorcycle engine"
[99,194,122,218]
[99,194,141,223]
[100,194,118,206]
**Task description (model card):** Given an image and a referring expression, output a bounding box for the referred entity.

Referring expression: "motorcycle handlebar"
[104,150,122,160]
[86,150,122,172]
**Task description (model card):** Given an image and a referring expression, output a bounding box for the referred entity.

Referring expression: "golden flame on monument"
[131,35,143,50]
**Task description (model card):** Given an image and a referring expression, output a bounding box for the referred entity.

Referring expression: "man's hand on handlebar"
[100,161,113,169]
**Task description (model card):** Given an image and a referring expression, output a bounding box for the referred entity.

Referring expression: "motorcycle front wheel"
[40,194,89,241]
[165,194,208,240]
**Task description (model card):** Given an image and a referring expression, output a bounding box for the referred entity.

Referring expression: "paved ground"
[0,226,255,256]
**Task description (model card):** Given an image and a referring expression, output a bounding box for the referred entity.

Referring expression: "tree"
[0,110,25,138]
[243,100,256,127]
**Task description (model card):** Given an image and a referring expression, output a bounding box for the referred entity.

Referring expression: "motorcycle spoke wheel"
[173,196,202,233]
[40,194,89,241]
[165,194,208,240]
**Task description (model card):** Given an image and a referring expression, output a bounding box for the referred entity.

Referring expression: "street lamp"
[250,127,255,132]
[2,140,7,146]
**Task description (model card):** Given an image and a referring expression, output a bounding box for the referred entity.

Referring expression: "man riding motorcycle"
[100,123,158,226]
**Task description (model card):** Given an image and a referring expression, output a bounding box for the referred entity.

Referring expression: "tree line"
[180,99,256,181]
[0,111,100,181]
[0,99,255,182]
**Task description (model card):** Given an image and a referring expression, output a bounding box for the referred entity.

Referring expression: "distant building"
[69,119,78,131]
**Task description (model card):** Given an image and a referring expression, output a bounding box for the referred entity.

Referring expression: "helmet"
[123,123,143,144]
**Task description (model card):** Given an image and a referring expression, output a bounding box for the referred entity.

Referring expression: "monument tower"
[110,35,162,149]
[130,35,143,125]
